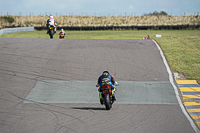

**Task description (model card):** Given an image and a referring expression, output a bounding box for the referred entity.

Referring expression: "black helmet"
[102,70,109,76]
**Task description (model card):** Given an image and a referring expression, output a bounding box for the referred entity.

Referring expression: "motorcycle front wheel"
[104,94,112,110]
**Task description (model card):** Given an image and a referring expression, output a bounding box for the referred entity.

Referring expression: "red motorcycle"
[97,81,118,110]
[59,33,65,39]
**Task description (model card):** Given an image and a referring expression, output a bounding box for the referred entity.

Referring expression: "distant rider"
[96,70,118,104]
[59,29,66,38]
[46,15,57,34]
[145,35,149,39]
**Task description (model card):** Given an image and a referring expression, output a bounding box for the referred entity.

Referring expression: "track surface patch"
[24,80,178,104]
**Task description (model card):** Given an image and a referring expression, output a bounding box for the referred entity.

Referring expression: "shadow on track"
[71,107,105,111]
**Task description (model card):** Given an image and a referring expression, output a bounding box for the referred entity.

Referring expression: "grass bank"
[153,30,200,83]
[1,30,200,83]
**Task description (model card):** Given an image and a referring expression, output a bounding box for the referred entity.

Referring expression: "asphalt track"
[0,38,196,133]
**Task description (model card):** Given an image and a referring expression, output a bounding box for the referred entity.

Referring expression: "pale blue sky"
[0,0,199,16]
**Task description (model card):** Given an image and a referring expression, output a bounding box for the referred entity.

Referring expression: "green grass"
[0,30,152,39]
[154,30,200,83]
[1,30,200,83]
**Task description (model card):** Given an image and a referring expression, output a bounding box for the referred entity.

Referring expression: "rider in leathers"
[59,29,66,38]
[97,70,118,104]
[46,15,57,34]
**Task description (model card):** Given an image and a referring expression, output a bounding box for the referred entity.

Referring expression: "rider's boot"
[46,29,49,34]
[112,88,116,102]
[99,93,103,105]
[54,27,56,33]
[112,94,116,101]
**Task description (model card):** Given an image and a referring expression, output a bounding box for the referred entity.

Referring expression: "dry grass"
[0,15,200,28]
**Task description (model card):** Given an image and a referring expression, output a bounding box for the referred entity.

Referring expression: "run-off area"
[24,80,178,104]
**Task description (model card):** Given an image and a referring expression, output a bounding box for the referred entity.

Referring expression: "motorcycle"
[48,25,55,39]
[96,81,118,110]
[59,32,65,39]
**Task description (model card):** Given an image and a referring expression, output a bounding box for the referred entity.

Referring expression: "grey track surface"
[0,38,195,133]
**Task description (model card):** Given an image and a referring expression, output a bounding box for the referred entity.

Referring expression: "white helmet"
[61,29,64,32]
[49,15,53,19]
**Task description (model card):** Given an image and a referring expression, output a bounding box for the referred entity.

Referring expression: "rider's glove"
[114,82,118,86]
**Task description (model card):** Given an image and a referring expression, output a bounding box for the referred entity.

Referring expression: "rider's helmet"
[102,70,109,76]
[61,29,64,32]
[49,15,53,19]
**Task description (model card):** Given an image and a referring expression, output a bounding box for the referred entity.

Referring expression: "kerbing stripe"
[194,119,200,123]
[176,80,198,84]
[152,40,200,133]
[182,92,200,95]
[179,87,200,92]
[184,102,200,106]
[185,105,200,109]
[190,112,200,116]
[184,99,200,102]
[197,122,200,126]
[191,116,200,120]
[183,95,200,99]
[179,84,200,87]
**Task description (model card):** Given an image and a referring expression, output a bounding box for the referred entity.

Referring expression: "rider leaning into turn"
[97,70,118,104]
[46,15,57,34]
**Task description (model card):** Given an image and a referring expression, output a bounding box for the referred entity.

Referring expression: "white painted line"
[152,39,200,133]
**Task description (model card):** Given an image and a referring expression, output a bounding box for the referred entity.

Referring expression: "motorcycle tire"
[59,36,65,39]
[104,94,111,110]
[49,30,54,39]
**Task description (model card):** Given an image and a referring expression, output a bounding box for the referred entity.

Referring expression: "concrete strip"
[24,80,178,104]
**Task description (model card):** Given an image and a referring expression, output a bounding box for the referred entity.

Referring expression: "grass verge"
[1,30,200,83]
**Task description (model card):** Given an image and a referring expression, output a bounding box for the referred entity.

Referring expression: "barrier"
[0,25,199,35]
[0,27,34,36]
[35,25,200,31]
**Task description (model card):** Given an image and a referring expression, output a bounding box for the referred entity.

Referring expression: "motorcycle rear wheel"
[49,30,54,39]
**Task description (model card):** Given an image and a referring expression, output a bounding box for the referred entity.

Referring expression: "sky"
[0,0,200,16]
